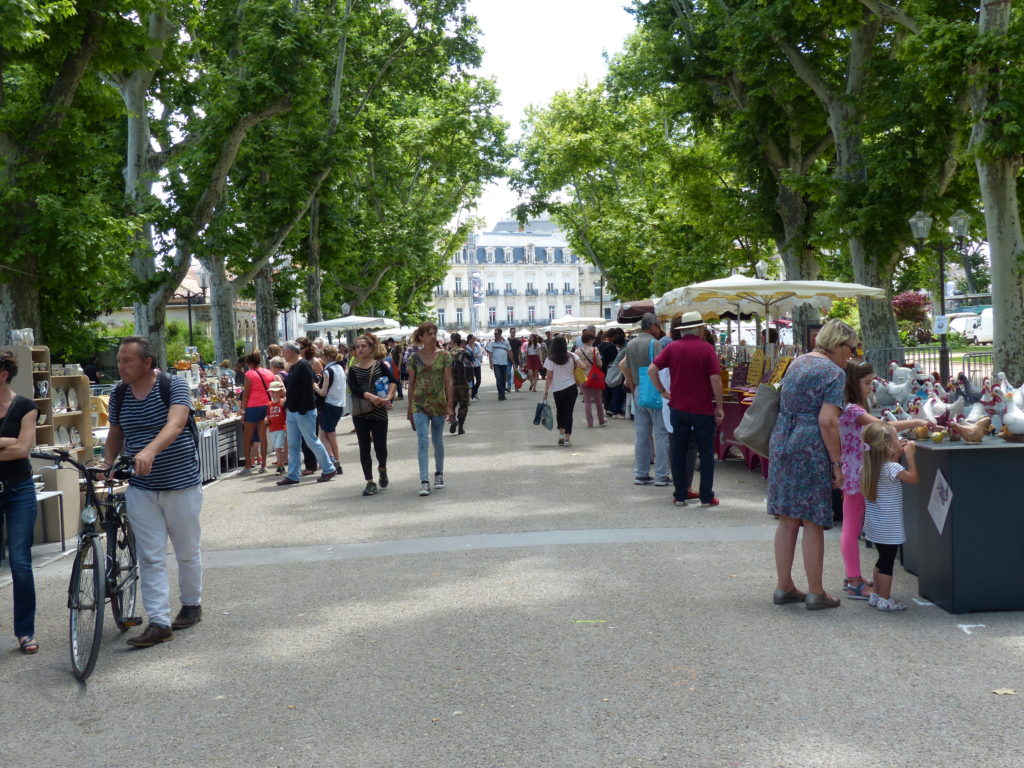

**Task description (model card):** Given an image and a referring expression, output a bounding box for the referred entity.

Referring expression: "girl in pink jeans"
[839,361,930,598]
[578,331,607,428]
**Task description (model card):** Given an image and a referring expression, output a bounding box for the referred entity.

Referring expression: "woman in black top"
[0,350,40,653]
[347,333,396,496]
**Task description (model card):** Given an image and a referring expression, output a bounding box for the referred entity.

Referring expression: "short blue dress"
[767,354,845,528]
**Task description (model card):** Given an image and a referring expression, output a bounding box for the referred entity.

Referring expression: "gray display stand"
[902,435,1024,613]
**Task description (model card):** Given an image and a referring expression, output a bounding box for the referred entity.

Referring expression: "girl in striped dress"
[860,422,919,612]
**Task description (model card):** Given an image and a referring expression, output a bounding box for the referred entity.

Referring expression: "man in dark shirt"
[277,341,337,486]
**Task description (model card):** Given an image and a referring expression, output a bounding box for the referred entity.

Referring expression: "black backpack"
[451,349,474,384]
[110,371,200,451]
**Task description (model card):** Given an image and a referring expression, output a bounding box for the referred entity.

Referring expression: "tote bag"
[733,383,781,457]
[583,348,606,390]
[605,347,626,388]
[636,340,664,410]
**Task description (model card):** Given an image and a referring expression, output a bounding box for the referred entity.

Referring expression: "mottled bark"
[254,263,279,353]
[305,196,323,325]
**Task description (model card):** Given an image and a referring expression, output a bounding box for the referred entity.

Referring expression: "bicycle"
[30,450,140,680]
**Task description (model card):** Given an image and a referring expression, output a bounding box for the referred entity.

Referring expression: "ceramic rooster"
[886,376,918,407]
[889,361,916,384]
[873,378,895,407]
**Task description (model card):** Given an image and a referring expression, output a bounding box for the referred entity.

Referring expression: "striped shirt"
[864,461,905,545]
[110,375,200,491]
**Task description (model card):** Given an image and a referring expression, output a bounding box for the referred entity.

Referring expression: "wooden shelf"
[52,410,84,418]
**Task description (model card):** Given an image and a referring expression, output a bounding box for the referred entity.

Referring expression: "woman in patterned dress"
[769,319,859,610]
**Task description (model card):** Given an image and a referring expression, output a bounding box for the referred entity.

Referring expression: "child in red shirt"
[266,381,287,473]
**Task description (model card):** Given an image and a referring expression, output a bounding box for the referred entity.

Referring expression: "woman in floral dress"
[768,319,858,610]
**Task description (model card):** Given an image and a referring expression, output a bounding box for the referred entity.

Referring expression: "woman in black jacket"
[347,333,397,496]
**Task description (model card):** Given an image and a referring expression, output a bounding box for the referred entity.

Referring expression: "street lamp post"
[175,266,209,347]
[909,209,970,383]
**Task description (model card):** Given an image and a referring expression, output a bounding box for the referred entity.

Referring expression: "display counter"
[902,435,1024,613]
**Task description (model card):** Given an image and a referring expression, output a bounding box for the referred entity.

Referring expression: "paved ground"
[2,369,1023,767]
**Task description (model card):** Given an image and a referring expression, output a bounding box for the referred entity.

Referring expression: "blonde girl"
[860,422,919,611]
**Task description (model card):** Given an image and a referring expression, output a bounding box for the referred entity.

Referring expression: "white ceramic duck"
[946,392,965,422]
[886,375,917,406]
[889,361,916,384]
[1002,397,1024,435]
[873,378,896,407]
[962,401,988,424]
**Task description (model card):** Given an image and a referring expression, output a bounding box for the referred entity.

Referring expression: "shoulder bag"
[572,356,587,387]
[604,347,626,388]
[583,348,606,390]
[734,383,781,457]
[350,363,377,417]
[636,340,664,409]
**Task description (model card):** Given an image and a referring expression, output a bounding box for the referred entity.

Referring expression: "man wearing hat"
[648,311,723,507]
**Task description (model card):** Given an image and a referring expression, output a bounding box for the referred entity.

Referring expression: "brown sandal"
[772,587,807,605]
[18,636,39,654]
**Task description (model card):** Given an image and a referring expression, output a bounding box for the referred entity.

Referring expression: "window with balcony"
[455,277,463,294]
[548,305,556,320]
[528,306,536,323]
[456,308,464,326]
[505,281,513,294]
[506,306,515,324]
[488,307,496,324]
[547,282,556,294]
[526,282,537,295]
[437,308,446,325]
[564,282,572,293]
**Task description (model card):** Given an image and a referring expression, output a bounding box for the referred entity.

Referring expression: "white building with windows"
[432,218,616,331]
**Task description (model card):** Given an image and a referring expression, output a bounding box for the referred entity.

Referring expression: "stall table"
[216,416,243,473]
[715,399,769,478]
[902,435,1024,613]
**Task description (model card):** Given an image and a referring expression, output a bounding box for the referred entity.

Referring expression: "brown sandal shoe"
[18,636,39,654]
[772,588,807,605]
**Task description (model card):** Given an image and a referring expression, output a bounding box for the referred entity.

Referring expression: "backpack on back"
[451,349,474,385]
[110,371,200,451]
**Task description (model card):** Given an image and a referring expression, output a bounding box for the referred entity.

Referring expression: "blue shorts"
[269,430,286,451]
[318,401,344,433]
[244,405,268,424]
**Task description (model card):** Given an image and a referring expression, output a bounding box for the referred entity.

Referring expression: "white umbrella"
[303,315,400,332]
[547,314,607,329]
[655,276,885,318]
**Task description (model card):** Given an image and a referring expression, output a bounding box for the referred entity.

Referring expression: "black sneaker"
[419,482,431,497]
[362,481,378,496]
[434,472,445,489]
[379,468,389,488]
[450,422,457,434]
[634,476,654,485]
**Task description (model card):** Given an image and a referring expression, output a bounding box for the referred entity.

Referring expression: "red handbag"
[583,348,606,390]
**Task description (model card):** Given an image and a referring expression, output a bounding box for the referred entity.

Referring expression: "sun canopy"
[303,315,400,332]
[655,276,885,318]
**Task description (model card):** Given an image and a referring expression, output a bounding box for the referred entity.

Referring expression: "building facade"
[432,219,616,332]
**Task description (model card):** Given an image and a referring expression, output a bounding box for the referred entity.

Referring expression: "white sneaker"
[875,596,907,612]
[419,482,430,497]
[868,592,880,607]
[433,473,445,489]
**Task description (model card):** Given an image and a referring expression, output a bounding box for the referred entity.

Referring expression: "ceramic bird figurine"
[873,378,896,407]
[890,361,915,384]
[946,392,965,422]
[949,416,992,443]
[893,401,909,420]
[887,376,917,406]
[956,372,983,404]
[933,379,949,401]
[1001,398,1024,435]
[962,401,988,423]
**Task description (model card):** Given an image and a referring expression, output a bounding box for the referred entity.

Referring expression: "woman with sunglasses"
[0,350,39,653]
[768,319,858,611]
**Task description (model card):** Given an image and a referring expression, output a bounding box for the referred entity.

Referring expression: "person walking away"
[650,312,723,506]
[448,333,473,435]
[599,328,625,417]
[507,327,521,392]
[313,345,346,466]
[104,336,204,647]
[838,361,931,599]
[265,380,287,473]
[239,353,274,475]
[768,319,857,610]
[467,334,484,400]
[860,422,918,611]
[406,322,454,496]
[347,333,396,496]
[543,336,581,447]
[525,334,544,392]
[486,329,511,401]
[619,313,670,486]
[0,350,40,654]
[277,341,337,486]
[578,330,607,428]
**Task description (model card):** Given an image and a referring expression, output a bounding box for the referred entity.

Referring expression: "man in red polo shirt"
[648,311,724,507]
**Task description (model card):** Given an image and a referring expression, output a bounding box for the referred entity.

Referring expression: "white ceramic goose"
[886,375,917,406]
[1002,398,1024,435]
[890,361,915,384]
[963,401,987,423]
[946,393,965,421]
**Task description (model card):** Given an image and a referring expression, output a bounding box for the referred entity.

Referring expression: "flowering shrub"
[892,291,931,322]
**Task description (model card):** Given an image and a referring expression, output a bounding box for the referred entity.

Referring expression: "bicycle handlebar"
[31,450,134,481]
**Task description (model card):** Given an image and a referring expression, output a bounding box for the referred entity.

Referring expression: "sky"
[463,0,637,231]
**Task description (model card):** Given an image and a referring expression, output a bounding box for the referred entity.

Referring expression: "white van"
[971,308,993,345]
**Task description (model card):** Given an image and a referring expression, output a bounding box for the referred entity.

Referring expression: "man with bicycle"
[102,336,203,648]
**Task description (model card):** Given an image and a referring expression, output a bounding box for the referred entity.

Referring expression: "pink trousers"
[582,386,606,427]
[841,492,866,581]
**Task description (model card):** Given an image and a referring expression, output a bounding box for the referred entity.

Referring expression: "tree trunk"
[305,195,323,325]
[0,258,41,345]
[775,184,821,348]
[851,239,901,353]
[970,0,1024,382]
[206,258,238,365]
[254,262,279,354]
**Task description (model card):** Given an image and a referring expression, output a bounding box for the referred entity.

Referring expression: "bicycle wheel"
[68,536,105,681]
[108,504,139,631]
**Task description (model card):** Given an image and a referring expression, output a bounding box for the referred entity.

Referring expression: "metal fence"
[962,352,994,384]
[863,346,943,376]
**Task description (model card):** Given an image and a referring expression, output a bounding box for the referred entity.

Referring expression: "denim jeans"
[286,409,336,480]
[472,367,482,398]
[633,405,670,482]
[0,477,37,637]
[670,410,716,503]
[413,411,445,482]
[493,365,508,399]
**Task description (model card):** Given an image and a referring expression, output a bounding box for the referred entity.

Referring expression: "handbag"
[540,400,553,430]
[636,340,663,409]
[583,348,606,390]
[573,359,587,387]
[605,347,626,388]
[734,383,781,457]
[351,395,374,416]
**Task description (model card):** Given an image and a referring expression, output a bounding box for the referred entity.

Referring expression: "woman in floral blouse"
[406,322,454,497]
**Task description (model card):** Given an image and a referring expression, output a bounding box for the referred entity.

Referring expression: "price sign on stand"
[933,316,949,335]
[770,356,793,384]
[747,350,766,387]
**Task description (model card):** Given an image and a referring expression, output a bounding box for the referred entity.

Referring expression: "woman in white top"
[542,335,582,447]
[313,346,347,465]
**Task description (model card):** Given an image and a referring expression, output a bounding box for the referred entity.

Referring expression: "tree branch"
[776,37,835,108]
[846,15,880,98]
[858,0,921,34]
